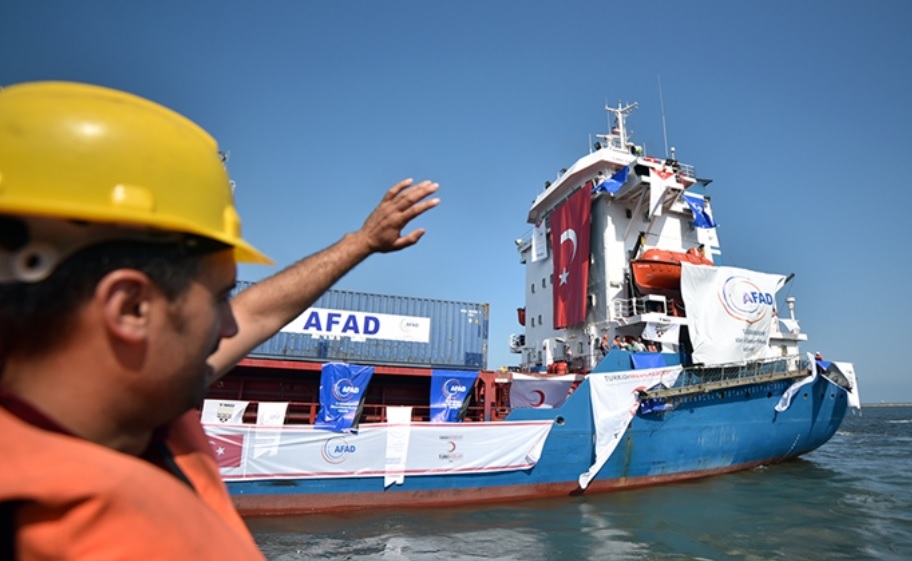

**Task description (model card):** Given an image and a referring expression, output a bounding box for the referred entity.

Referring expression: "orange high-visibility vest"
[0,407,265,561]
[165,409,256,539]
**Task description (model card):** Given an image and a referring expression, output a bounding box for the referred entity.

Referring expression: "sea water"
[248,406,912,561]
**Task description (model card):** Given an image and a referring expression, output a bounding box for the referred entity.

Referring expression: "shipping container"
[232,282,489,370]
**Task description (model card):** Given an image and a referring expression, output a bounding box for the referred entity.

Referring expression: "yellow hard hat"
[0,81,271,265]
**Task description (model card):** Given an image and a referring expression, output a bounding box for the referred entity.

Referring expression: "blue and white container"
[233,282,489,370]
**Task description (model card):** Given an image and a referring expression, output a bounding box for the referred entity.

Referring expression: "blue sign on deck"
[315,362,375,432]
[429,369,478,422]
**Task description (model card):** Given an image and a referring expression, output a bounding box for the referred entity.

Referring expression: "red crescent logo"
[531,389,546,407]
[448,441,457,453]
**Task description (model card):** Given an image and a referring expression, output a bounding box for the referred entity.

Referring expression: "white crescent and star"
[209,439,227,456]
[558,229,577,286]
[559,229,577,260]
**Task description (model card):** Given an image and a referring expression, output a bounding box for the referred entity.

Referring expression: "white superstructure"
[511,101,806,371]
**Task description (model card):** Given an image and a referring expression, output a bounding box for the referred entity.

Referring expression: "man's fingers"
[363,179,439,253]
[390,228,427,251]
[388,180,439,209]
[384,178,415,203]
[401,196,441,221]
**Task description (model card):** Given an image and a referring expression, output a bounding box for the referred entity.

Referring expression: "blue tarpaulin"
[631,352,666,370]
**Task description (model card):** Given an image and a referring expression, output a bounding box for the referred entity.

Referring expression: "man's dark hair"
[0,237,225,359]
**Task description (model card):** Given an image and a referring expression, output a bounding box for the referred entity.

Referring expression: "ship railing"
[228,400,494,426]
[678,162,696,179]
[611,295,668,320]
[515,229,533,252]
[642,355,807,399]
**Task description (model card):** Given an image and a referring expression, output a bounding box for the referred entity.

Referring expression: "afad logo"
[321,437,356,464]
[442,378,467,398]
[719,276,774,324]
[399,317,421,333]
[332,378,361,402]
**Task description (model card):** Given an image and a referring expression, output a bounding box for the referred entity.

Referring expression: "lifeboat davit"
[631,247,713,292]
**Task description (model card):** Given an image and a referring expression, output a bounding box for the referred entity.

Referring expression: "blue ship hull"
[228,371,848,515]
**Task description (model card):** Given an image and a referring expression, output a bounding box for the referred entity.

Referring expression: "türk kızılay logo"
[332,378,361,401]
[719,275,774,324]
[442,378,467,398]
[321,437,356,464]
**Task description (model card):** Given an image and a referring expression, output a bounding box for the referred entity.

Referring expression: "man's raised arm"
[208,178,440,379]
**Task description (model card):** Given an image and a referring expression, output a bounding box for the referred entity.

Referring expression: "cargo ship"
[204,101,860,516]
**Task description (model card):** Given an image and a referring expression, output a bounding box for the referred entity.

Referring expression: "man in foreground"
[0,81,439,559]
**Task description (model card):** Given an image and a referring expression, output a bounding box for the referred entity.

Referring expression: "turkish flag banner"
[208,432,245,468]
[550,188,591,328]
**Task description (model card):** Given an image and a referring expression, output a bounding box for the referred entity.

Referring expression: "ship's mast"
[602,100,638,151]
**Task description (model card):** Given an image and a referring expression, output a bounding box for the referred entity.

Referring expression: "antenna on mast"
[658,74,669,159]
[605,96,611,133]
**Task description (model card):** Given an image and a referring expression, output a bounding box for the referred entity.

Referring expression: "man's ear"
[94,269,155,343]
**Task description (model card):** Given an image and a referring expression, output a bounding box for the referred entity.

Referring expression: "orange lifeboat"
[631,247,713,292]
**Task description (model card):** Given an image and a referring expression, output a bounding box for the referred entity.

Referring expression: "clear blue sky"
[4,1,909,403]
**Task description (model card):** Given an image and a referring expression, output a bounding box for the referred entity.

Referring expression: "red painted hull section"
[237,458,776,517]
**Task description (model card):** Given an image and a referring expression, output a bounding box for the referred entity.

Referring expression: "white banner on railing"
[579,367,682,489]
[201,399,248,425]
[510,374,575,409]
[253,402,289,458]
[256,402,288,426]
[205,420,553,482]
[775,353,818,413]
[384,406,413,487]
[532,221,548,262]
[832,361,861,409]
[681,263,786,366]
